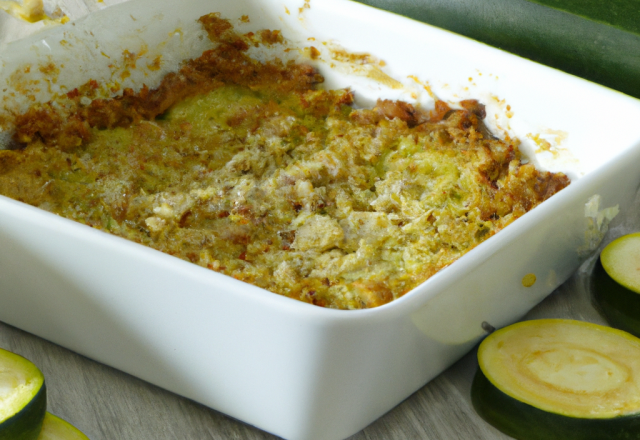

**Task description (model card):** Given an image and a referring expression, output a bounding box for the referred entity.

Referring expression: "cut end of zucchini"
[592,233,640,338]
[478,319,640,418]
[38,413,89,440]
[601,233,640,294]
[473,320,640,440]
[0,348,46,440]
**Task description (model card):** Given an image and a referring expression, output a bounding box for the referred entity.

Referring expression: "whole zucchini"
[353,0,640,98]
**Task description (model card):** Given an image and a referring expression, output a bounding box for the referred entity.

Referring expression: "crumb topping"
[0,14,569,309]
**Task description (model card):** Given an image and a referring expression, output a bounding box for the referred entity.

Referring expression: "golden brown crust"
[0,14,570,309]
[12,13,323,148]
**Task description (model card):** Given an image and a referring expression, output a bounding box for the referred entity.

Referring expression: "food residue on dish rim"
[408,75,436,100]
[304,46,321,60]
[521,273,536,287]
[302,42,404,90]
[299,0,310,15]
[484,94,579,170]
[0,17,218,121]
[0,0,67,24]
[526,130,570,159]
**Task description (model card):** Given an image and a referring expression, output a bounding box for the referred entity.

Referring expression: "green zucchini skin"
[592,257,640,338]
[471,367,640,440]
[0,383,47,440]
[353,0,640,99]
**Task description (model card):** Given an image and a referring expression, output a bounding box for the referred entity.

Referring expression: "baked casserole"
[0,14,569,309]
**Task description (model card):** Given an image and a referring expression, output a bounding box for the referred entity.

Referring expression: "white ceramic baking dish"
[2,1,640,439]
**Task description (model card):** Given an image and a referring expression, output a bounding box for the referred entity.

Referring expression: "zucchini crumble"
[0,14,569,309]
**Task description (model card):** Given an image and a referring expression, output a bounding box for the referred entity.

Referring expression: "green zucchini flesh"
[472,319,640,440]
[0,348,46,440]
[353,0,640,99]
[38,413,89,440]
[592,233,640,338]
[600,233,640,292]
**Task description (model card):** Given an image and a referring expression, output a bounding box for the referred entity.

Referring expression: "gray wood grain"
[2,1,638,438]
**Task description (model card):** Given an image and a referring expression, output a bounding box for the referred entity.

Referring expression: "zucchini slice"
[472,319,640,440]
[354,0,640,99]
[38,413,89,440]
[0,348,46,440]
[593,233,640,338]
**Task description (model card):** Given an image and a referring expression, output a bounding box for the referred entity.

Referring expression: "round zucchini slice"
[38,413,88,440]
[0,348,46,440]
[471,319,640,440]
[593,233,640,338]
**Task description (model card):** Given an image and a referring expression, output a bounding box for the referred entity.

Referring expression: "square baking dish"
[2,1,640,439]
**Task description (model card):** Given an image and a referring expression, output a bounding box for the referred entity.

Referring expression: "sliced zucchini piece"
[593,233,640,338]
[38,413,89,440]
[472,319,640,440]
[0,348,46,440]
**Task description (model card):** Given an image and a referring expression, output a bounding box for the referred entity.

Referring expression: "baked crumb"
[0,14,569,309]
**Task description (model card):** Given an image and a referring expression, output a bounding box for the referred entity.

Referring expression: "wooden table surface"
[1,1,637,439]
